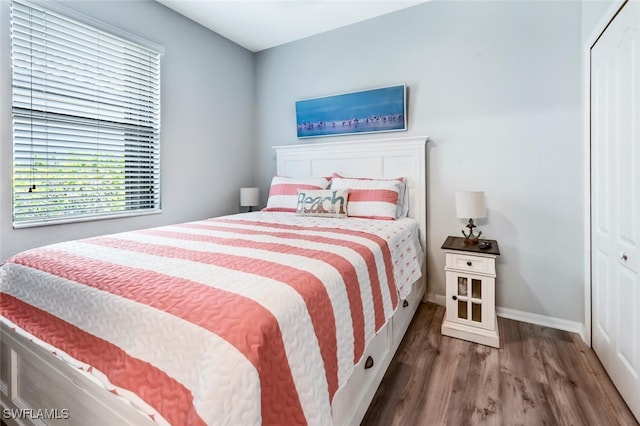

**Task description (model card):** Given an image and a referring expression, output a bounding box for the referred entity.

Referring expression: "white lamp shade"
[240,187,260,207]
[455,191,486,219]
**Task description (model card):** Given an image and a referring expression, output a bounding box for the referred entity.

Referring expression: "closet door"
[591,1,640,421]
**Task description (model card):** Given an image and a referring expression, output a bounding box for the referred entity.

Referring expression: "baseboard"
[425,292,446,306]
[427,293,587,343]
[496,306,586,342]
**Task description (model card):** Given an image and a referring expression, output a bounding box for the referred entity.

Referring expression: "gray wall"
[255,1,585,323]
[0,0,255,259]
[0,0,620,327]
[581,0,617,43]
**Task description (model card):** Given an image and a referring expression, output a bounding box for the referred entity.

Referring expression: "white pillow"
[330,174,404,220]
[262,176,330,212]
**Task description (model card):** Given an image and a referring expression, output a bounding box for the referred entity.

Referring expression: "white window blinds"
[11,0,161,227]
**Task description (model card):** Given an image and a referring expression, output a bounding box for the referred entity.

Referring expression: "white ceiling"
[156,0,427,52]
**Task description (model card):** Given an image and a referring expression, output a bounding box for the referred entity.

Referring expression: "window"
[11,0,161,227]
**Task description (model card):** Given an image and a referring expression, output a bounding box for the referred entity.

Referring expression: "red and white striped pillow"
[262,176,330,212]
[330,174,405,220]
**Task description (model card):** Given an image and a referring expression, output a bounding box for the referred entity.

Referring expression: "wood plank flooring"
[361,302,638,426]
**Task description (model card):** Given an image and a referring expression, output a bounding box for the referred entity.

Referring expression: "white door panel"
[618,268,638,375]
[591,0,640,421]
[594,250,612,343]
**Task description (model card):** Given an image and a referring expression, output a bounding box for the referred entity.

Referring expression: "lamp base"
[461,218,482,244]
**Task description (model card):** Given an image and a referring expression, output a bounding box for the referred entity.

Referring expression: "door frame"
[583,0,627,347]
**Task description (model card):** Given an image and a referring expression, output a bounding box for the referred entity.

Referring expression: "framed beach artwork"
[296,84,407,138]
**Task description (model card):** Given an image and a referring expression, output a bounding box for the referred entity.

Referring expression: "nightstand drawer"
[446,253,495,274]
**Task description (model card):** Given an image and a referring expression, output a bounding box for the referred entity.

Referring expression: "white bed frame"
[274,136,428,425]
[0,135,428,426]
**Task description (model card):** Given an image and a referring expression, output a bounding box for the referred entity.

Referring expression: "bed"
[0,136,428,426]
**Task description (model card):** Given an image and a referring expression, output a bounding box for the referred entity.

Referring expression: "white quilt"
[0,212,422,425]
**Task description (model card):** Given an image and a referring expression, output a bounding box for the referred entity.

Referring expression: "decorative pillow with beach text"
[296,189,348,218]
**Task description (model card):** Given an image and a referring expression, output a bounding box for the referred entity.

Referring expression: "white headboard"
[273,136,428,252]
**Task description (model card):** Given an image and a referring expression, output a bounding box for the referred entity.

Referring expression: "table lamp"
[455,191,486,244]
[240,187,259,212]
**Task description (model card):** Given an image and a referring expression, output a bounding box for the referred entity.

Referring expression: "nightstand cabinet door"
[445,271,496,331]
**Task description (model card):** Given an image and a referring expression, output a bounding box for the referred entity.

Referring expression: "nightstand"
[440,236,500,348]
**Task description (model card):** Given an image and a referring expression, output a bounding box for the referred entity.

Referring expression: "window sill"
[13,209,162,229]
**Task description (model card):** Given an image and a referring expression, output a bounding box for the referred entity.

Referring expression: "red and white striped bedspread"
[0,212,422,425]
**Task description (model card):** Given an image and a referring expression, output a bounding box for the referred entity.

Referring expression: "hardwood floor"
[362,302,638,426]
